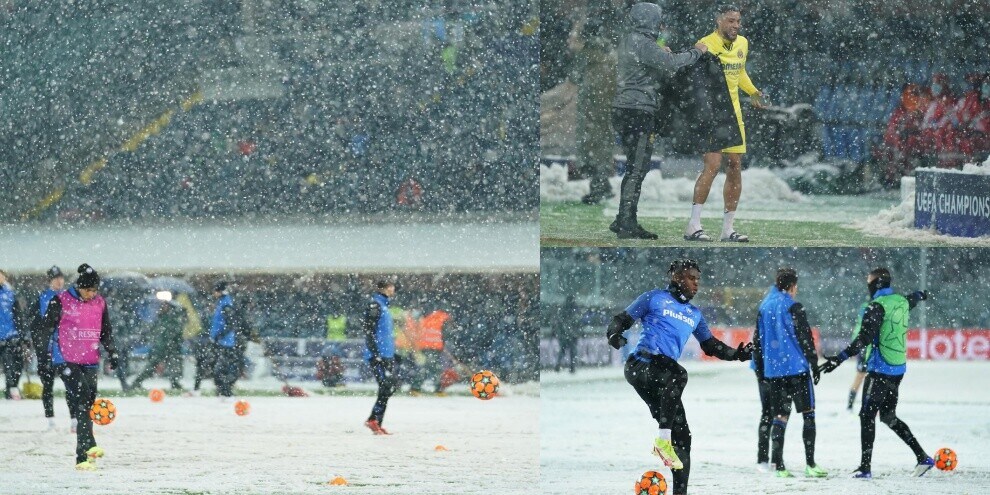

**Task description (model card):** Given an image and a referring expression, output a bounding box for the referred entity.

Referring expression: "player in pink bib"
[40,264,119,471]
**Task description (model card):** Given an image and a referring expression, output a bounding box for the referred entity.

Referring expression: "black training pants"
[1,340,23,396]
[369,359,397,424]
[755,372,772,464]
[38,357,75,418]
[625,354,691,495]
[612,108,656,227]
[58,364,98,464]
[859,372,927,470]
[214,346,241,397]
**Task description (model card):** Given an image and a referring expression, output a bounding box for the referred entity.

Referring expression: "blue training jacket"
[210,294,236,348]
[0,283,17,341]
[38,289,62,317]
[756,286,810,378]
[363,292,395,361]
[625,288,712,361]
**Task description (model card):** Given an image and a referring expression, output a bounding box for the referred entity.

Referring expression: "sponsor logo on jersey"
[662,308,696,327]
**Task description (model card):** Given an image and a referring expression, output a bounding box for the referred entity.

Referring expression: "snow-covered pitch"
[0,386,537,494]
[542,360,990,494]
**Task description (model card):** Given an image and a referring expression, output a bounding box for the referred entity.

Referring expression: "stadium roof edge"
[0,222,539,274]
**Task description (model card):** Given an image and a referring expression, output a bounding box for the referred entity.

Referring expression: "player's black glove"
[914,290,931,301]
[734,342,754,361]
[812,364,821,385]
[819,355,844,374]
[108,352,120,370]
[606,329,627,350]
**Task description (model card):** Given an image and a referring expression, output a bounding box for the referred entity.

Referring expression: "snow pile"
[775,153,862,194]
[540,163,804,204]
[961,155,990,175]
[540,162,589,202]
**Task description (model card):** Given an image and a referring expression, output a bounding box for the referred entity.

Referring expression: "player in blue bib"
[752,268,827,478]
[607,259,753,495]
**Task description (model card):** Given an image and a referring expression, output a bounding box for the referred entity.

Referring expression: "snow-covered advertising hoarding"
[915,168,990,237]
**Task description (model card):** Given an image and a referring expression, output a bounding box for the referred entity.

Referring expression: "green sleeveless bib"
[873,294,909,366]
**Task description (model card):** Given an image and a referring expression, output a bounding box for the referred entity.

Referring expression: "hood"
[629,2,663,39]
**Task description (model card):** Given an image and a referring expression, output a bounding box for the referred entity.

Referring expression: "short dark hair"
[668,259,701,277]
[716,4,740,16]
[376,279,396,291]
[775,268,798,291]
[869,267,892,286]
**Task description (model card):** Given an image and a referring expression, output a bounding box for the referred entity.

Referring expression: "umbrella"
[100,272,152,291]
[150,276,197,294]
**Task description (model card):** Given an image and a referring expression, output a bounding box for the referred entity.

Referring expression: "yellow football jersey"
[698,31,759,153]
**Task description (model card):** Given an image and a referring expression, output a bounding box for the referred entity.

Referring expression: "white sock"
[722,210,736,234]
[687,204,704,232]
[658,428,672,441]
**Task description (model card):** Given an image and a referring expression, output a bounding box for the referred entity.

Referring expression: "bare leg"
[851,371,867,393]
[693,152,723,205]
[723,153,743,212]
[686,153,723,236]
[847,371,867,410]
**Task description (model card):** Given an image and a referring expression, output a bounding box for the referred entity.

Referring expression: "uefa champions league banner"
[915,169,990,237]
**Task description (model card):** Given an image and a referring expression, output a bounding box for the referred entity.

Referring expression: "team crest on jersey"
[737,49,744,59]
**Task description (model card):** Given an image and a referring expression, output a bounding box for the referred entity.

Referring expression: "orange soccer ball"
[234,399,251,416]
[149,389,165,402]
[635,470,667,495]
[90,398,117,426]
[934,447,957,471]
[470,370,499,400]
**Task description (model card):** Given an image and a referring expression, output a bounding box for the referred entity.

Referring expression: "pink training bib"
[57,292,106,365]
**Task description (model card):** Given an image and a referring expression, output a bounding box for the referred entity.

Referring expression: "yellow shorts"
[721,103,746,154]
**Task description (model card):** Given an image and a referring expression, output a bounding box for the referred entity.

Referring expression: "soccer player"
[606,259,753,495]
[611,2,706,239]
[820,268,933,478]
[364,280,397,435]
[210,281,242,398]
[39,264,120,470]
[0,269,25,400]
[684,5,766,243]
[28,266,70,429]
[752,268,827,478]
[130,299,187,392]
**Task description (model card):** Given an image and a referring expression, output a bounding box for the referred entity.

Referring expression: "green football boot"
[652,438,684,470]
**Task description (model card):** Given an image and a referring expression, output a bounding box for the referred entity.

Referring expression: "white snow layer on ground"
[540,164,804,205]
[542,361,990,495]
[0,390,538,494]
[540,164,899,224]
